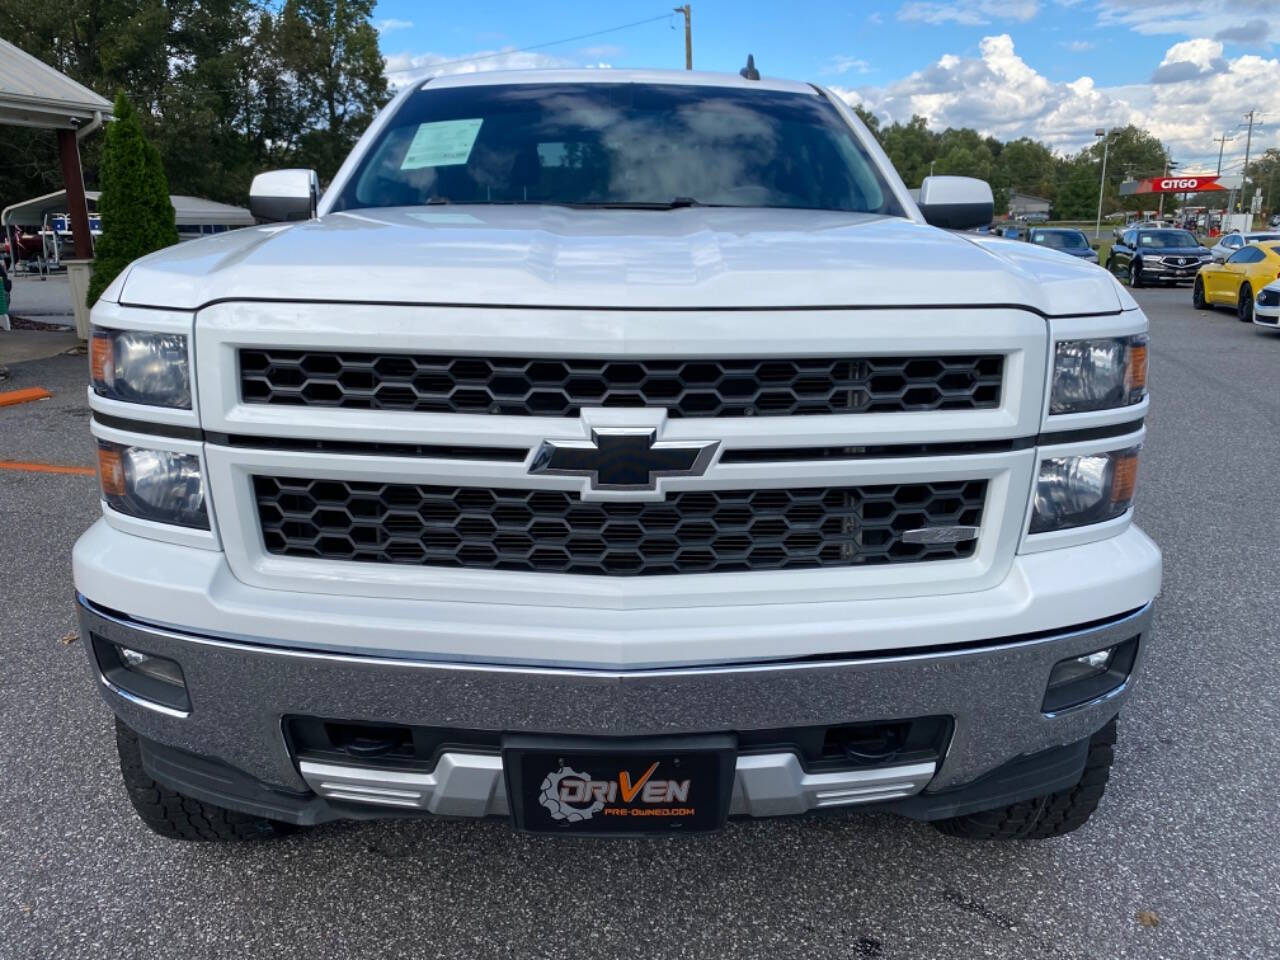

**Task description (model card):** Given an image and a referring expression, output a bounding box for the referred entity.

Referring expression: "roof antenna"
[739,54,759,81]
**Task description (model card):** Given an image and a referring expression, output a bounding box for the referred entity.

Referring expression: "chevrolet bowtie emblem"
[531,428,718,492]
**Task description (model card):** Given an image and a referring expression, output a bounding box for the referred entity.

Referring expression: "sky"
[371,0,1280,176]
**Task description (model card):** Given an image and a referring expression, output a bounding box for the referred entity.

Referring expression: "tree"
[87,93,178,306]
[878,115,936,188]
[277,0,390,180]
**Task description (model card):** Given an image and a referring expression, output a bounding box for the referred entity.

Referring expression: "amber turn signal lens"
[97,443,126,497]
[89,331,113,386]
[1125,342,1148,393]
[1111,451,1139,503]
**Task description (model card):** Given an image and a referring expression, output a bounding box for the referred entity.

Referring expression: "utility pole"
[1214,133,1234,174]
[674,5,692,70]
[1240,109,1257,214]
[1158,156,1173,220]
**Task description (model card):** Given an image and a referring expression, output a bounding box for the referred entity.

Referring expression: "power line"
[414,12,676,72]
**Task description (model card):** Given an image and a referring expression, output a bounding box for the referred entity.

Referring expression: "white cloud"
[1061,39,1094,52]
[826,55,873,75]
[1096,0,1274,46]
[376,18,413,35]
[897,0,1038,26]
[384,49,575,88]
[835,34,1280,170]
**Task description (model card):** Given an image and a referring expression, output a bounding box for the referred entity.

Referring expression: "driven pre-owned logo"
[537,762,694,822]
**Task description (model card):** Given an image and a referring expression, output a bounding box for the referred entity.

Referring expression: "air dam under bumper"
[78,598,1152,819]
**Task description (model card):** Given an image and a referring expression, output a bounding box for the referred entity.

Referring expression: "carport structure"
[0,37,111,331]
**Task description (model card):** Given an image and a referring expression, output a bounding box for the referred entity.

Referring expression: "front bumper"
[1140,262,1204,281]
[79,596,1154,821]
[1253,301,1280,327]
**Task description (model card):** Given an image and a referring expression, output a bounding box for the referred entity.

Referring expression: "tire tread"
[114,719,293,841]
[934,718,1117,841]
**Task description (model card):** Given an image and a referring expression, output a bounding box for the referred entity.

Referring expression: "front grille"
[254,477,987,576]
[240,350,1003,418]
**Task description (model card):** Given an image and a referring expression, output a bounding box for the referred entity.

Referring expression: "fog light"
[118,646,186,687]
[1042,636,1139,713]
[91,635,190,714]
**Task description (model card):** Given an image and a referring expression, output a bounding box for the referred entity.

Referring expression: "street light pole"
[1094,127,1109,240]
[1240,109,1256,215]
[1214,133,1234,175]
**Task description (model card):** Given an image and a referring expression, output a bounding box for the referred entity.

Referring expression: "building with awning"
[0,37,112,333]
[3,189,255,240]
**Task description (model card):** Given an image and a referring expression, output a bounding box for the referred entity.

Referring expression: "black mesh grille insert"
[239,350,1004,418]
[253,477,987,576]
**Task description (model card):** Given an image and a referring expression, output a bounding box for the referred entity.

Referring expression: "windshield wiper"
[566,197,709,210]
[421,197,714,210]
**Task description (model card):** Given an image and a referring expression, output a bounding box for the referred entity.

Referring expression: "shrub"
[86,93,178,307]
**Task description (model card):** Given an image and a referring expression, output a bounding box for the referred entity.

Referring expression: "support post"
[56,128,94,261]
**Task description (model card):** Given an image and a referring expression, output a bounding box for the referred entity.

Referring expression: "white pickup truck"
[75,68,1159,842]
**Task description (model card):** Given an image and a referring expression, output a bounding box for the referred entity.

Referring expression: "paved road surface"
[1,286,1277,959]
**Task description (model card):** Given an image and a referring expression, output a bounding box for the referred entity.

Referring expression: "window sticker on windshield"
[400,119,483,169]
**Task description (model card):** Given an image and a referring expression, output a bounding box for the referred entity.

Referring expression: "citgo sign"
[1125,175,1230,194]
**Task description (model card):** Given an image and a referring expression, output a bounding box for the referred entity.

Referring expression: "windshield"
[1138,230,1198,248]
[331,83,904,215]
[1034,230,1087,250]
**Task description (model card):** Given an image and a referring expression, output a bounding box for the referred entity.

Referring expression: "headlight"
[1049,334,1147,415]
[1029,445,1139,534]
[97,440,208,528]
[90,326,191,408]
[1144,255,1163,263]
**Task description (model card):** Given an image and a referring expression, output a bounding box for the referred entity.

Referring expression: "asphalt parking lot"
[2,285,1278,960]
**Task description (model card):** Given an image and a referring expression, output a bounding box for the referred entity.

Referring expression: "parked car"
[1107,227,1211,286]
[1027,227,1099,263]
[1208,231,1280,263]
[1252,279,1280,329]
[1193,242,1280,321]
[75,68,1158,844]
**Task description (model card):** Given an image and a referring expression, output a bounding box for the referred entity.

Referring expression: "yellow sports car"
[1194,241,1280,322]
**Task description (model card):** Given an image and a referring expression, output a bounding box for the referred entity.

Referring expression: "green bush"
[86,93,178,307]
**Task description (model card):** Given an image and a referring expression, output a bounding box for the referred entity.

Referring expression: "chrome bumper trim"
[78,597,1152,795]
[298,753,938,819]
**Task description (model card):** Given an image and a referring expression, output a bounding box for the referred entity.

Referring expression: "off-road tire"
[115,719,295,841]
[934,718,1117,840]
[1192,277,1207,309]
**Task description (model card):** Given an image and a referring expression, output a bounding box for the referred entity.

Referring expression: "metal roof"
[2,189,255,227]
[0,38,112,129]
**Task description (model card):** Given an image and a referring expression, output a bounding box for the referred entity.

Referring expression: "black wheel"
[1193,277,1207,309]
[1238,284,1254,322]
[1128,263,1143,288]
[115,719,296,841]
[934,718,1117,840]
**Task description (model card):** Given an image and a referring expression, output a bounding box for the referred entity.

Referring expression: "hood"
[115,206,1124,316]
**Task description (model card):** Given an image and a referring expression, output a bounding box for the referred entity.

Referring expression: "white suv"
[76,69,1159,842]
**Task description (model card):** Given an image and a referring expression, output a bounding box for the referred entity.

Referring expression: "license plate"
[504,736,735,835]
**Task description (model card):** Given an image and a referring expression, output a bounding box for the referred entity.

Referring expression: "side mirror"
[1091,241,1100,250]
[917,176,994,230]
[249,169,319,222]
